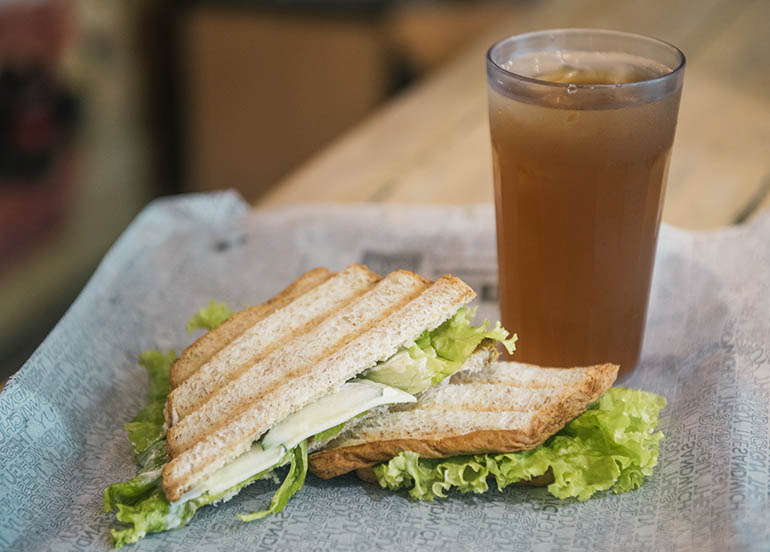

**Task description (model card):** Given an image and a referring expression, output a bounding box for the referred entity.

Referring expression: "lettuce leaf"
[238,440,308,521]
[124,350,176,459]
[373,387,665,502]
[111,490,195,548]
[314,422,346,443]
[363,307,516,393]
[186,301,233,333]
[104,469,162,513]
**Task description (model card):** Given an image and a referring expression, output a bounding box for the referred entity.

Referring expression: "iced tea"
[487,30,685,378]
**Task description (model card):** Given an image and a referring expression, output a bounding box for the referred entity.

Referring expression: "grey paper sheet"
[1,191,769,552]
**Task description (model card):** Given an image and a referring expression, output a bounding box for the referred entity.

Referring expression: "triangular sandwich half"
[308,361,618,481]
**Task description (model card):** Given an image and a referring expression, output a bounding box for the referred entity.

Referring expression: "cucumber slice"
[261,380,415,450]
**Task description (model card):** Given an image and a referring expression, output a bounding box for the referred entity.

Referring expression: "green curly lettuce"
[104,468,163,514]
[123,350,176,459]
[185,301,233,333]
[373,387,665,502]
[363,307,516,394]
[238,440,308,522]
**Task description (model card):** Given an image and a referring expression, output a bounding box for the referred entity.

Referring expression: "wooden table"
[256,0,770,229]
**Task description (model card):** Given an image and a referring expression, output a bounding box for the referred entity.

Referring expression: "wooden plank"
[747,179,770,221]
[257,41,489,205]
[381,111,492,204]
[663,0,770,228]
[257,0,770,229]
[664,72,770,228]
[685,0,770,101]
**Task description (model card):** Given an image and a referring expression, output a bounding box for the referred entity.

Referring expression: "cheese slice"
[197,444,287,499]
[262,379,415,450]
[177,379,415,503]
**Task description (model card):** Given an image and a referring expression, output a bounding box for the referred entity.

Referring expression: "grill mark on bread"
[393,385,561,413]
[162,273,476,501]
[450,362,610,386]
[308,362,618,479]
[167,265,381,424]
[168,267,331,390]
[166,271,431,457]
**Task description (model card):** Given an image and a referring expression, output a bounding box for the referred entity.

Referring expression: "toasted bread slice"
[161,271,476,501]
[308,362,618,479]
[166,265,381,425]
[168,267,331,389]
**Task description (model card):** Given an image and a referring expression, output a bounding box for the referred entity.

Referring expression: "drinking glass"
[487,29,685,378]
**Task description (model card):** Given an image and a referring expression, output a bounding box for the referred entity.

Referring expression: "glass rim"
[487,28,686,90]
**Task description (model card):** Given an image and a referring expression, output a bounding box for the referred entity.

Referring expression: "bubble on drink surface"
[567,84,577,95]
[498,50,672,84]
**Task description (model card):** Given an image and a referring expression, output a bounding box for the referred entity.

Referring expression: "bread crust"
[310,429,547,480]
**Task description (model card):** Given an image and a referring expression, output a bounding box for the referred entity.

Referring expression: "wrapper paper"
[1,191,769,551]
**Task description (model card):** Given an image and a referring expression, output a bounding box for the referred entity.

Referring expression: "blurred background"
[1,0,768,379]
[0,0,527,377]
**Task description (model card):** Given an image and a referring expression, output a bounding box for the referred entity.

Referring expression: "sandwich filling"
[363,306,515,394]
[180,380,416,503]
[104,301,516,547]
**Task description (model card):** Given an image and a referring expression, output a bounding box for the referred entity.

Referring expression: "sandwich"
[309,361,666,502]
[104,264,516,547]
